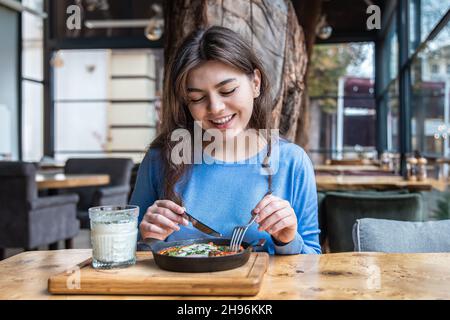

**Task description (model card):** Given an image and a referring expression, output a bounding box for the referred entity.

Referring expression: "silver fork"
[229,213,258,252]
[230,191,272,252]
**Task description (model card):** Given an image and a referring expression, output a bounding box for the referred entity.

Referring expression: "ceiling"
[294,0,388,44]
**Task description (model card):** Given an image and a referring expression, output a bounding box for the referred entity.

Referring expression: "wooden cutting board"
[48,251,269,296]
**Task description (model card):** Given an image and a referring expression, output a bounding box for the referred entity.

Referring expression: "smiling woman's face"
[186,60,261,140]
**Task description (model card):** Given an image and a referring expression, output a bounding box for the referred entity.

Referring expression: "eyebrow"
[187,78,237,92]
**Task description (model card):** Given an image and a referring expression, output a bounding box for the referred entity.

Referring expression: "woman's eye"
[220,88,237,96]
[190,96,205,103]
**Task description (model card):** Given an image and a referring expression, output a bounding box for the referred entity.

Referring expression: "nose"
[207,94,225,115]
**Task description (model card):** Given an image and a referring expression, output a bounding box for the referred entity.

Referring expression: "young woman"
[130,26,321,254]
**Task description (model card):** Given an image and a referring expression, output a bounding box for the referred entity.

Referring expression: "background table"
[314,165,392,173]
[36,173,110,190]
[315,175,447,192]
[1,250,450,299]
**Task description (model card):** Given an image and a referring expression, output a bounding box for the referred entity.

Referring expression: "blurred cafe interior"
[0,0,450,262]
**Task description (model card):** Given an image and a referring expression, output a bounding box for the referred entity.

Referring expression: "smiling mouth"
[210,114,236,126]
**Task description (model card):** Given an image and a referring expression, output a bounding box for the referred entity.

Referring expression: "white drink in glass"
[89,205,139,269]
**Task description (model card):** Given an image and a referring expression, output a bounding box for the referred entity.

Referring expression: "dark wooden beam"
[291,0,322,59]
[43,0,54,157]
[291,0,323,149]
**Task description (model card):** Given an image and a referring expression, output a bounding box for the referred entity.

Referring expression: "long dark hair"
[151,26,273,205]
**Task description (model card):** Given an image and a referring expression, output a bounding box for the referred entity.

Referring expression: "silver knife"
[183,211,222,237]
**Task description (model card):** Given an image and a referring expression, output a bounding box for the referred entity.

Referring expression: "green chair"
[317,192,327,246]
[325,191,423,252]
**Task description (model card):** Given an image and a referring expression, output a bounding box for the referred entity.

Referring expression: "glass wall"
[410,24,450,156]
[379,12,400,153]
[54,49,163,163]
[410,0,450,50]
[308,42,375,163]
[378,1,449,158]
[387,16,398,83]
[387,80,400,151]
[22,0,45,161]
[0,6,19,160]
[409,4,450,157]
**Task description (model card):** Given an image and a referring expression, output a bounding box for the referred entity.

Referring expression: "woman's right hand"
[140,200,189,240]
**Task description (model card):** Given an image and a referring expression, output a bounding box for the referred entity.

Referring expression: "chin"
[224,128,245,140]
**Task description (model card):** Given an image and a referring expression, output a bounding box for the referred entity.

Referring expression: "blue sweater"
[129,138,321,255]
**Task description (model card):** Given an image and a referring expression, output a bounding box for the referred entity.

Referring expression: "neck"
[206,129,267,162]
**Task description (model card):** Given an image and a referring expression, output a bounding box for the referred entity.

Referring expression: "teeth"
[211,114,234,125]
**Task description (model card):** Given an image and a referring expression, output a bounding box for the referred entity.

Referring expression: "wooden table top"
[315,175,447,192]
[36,173,110,190]
[1,250,450,299]
[314,164,391,172]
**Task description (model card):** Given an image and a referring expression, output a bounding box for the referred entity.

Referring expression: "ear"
[253,69,262,98]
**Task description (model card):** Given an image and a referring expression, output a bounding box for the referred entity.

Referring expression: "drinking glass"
[89,205,139,269]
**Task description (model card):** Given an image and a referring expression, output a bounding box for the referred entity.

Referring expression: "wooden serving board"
[48,252,269,296]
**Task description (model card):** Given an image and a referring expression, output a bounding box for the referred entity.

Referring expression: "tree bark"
[292,0,323,150]
[164,0,309,144]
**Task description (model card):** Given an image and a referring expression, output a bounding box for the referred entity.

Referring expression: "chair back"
[0,161,37,206]
[353,218,450,252]
[317,192,327,246]
[64,158,133,209]
[128,163,141,202]
[0,162,37,246]
[325,192,423,252]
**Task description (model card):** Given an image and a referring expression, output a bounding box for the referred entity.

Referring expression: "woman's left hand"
[253,193,298,244]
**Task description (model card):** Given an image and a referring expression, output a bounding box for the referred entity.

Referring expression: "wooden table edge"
[37,174,110,190]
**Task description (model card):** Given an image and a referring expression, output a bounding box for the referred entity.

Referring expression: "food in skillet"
[158,242,244,257]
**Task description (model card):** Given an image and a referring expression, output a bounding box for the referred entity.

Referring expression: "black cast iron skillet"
[137,237,266,273]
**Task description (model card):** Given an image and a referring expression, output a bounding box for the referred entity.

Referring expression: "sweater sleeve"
[274,147,321,255]
[129,149,161,240]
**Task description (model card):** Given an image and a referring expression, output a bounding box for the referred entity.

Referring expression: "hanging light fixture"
[85,0,109,12]
[145,3,164,41]
[316,14,333,40]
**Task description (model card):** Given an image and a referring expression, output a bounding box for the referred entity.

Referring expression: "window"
[389,28,399,82]
[381,14,399,89]
[308,42,375,163]
[22,0,45,161]
[387,80,400,152]
[54,49,163,163]
[0,6,20,160]
[410,0,419,54]
[419,1,450,43]
[431,64,439,74]
[410,1,450,54]
[410,23,450,157]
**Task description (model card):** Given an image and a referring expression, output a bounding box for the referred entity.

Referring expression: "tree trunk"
[164,0,309,144]
[292,0,323,150]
